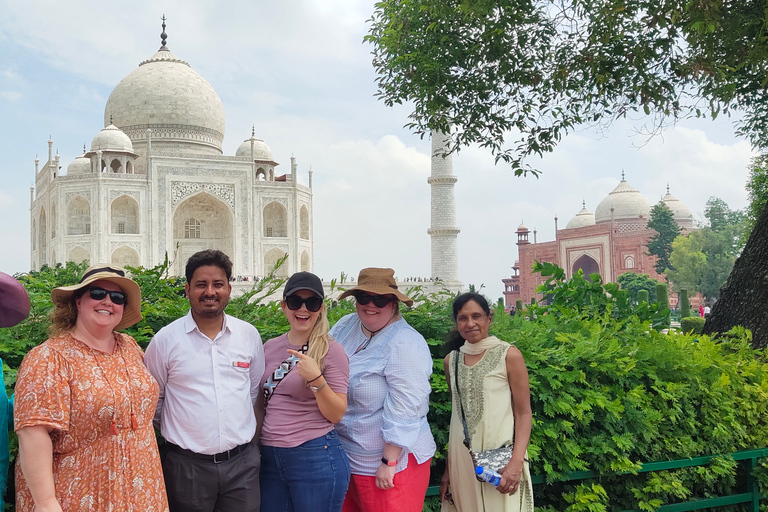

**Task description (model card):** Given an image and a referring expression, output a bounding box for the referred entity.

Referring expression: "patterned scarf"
[262,341,309,404]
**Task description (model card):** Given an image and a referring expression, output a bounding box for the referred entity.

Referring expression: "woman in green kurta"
[440,293,534,512]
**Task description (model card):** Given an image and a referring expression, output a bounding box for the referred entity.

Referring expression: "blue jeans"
[260,430,351,512]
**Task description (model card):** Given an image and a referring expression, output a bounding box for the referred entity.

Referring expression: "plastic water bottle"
[475,466,501,486]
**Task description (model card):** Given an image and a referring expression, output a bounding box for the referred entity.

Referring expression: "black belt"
[165,442,249,464]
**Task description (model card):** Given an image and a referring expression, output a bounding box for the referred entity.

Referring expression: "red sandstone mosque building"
[503,175,694,308]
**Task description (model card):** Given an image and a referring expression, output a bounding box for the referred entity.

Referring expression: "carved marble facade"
[30,33,314,278]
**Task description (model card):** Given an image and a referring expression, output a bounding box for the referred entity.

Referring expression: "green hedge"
[3,263,768,512]
[680,316,706,335]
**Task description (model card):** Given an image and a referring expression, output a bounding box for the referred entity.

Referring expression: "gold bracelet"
[309,381,327,393]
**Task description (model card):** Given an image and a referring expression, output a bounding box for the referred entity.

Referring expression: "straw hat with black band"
[0,271,31,328]
[338,268,413,307]
[51,264,143,331]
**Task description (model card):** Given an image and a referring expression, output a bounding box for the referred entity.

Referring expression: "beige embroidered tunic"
[14,333,169,512]
[442,342,534,512]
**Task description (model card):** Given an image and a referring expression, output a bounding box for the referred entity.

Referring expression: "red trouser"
[342,454,432,512]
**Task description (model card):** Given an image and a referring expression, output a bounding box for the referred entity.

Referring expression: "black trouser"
[161,442,261,512]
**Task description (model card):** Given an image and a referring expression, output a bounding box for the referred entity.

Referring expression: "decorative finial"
[582,199,586,208]
[666,182,670,194]
[621,170,625,180]
[160,15,168,49]
[252,125,255,137]
[83,143,86,153]
[110,114,113,125]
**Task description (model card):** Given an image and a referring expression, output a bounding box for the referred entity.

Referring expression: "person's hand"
[497,459,524,495]
[375,463,396,490]
[286,349,321,382]
[439,468,451,503]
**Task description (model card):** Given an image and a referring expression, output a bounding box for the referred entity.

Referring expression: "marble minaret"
[427,131,460,284]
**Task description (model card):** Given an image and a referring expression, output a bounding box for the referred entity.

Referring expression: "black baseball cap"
[283,271,324,299]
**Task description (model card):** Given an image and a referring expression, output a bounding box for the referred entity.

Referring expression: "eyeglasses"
[88,287,127,305]
[285,295,323,312]
[355,293,394,308]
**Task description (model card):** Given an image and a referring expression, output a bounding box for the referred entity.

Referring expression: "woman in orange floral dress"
[14,264,169,512]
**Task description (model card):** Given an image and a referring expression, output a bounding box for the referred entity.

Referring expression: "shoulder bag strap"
[453,349,473,452]
[262,341,309,406]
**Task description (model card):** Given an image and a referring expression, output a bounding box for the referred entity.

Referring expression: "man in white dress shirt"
[145,250,265,512]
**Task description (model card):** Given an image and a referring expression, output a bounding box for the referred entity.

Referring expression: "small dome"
[662,186,694,226]
[566,203,596,229]
[595,178,652,223]
[91,124,134,152]
[66,155,91,175]
[236,136,274,161]
[517,222,529,232]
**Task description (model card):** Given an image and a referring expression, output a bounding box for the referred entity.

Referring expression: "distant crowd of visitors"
[1,250,534,512]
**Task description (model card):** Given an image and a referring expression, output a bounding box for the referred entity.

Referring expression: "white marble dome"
[566,203,596,229]
[66,155,91,175]
[104,46,225,154]
[595,178,652,223]
[517,222,529,232]
[91,124,134,152]
[662,187,694,226]
[236,136,274,161]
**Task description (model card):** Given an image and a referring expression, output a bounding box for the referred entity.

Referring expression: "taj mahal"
[28,21,463,292]
[29,22,314,278]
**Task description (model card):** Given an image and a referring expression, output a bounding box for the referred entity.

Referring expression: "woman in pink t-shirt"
[257,272,351,512]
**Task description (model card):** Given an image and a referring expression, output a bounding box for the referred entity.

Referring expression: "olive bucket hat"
[338,268,413,307]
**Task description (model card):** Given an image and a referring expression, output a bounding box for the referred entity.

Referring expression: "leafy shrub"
[617,272,658,303]
[680,316,706,334]
[3,263,768,511]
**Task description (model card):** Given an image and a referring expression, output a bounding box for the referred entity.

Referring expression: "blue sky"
[0,0,755,300]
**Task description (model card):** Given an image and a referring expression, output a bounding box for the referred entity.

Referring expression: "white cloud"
[1,90,22,101]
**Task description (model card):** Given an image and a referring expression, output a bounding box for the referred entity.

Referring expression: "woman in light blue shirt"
[330,268,436,512]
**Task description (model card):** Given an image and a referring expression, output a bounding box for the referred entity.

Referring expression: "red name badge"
[233,361,250,368]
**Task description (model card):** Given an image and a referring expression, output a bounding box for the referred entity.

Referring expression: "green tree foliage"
[705,196,745,233]
[646,203,680,275]
[365,0,768,174]
[666,233,706,293]
[667,197,744,299]
[745,154,768,239]
[532,261,670,331]
[637,289,649,305]
[617,272,658,304]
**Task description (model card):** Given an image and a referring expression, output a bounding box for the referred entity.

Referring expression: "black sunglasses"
[88,287,127,305]
[285,295,323,312]
[355,293,394,308]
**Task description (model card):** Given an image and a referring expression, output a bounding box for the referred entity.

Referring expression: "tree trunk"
[703,202,768,348]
